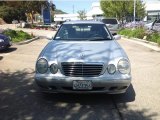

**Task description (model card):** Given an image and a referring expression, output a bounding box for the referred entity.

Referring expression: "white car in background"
[100,18,120,35]
[152,19,160,32]
[144,19,160,31]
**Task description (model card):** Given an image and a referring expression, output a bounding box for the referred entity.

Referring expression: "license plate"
[73,80,92,90]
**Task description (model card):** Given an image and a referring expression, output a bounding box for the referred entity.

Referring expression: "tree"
[0,1,56,24]
[0,5,26,23]
[100,0,146,23]
[77,10,87,20]
[22,1,49,24]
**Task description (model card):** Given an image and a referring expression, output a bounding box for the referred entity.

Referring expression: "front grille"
[61,62,103,77]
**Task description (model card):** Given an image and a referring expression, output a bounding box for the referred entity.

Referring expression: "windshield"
[54,24,112,41]
[102,19,118,24]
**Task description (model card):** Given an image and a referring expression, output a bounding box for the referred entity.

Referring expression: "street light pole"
[134,0,136,23]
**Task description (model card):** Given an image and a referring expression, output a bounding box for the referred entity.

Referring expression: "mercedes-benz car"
[35,21,131,94]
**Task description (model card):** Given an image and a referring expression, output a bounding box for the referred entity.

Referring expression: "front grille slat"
[61,62,103,77]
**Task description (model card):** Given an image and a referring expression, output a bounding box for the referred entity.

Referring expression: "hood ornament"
[80,53,85,59]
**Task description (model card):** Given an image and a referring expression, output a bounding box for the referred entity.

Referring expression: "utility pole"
[134,0,136,23]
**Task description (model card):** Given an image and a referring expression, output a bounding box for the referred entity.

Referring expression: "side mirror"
[114,35,121,40]
[46,34,53,40]
[112,33,117,36]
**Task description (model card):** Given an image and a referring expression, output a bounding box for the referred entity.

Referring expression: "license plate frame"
[73,80,92,90]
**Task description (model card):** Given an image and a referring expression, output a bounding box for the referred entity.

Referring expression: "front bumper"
[0,41,11,50]
[35,73,131,94]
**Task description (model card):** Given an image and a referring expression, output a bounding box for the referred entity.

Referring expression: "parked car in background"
[144,19,160,32]
[35,21,131,94]
[144,21,154,30]
[0,34,12,51]
[152,19,160,32]
[99,18,120,35]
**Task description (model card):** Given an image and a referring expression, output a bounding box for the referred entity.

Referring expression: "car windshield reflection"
[54,23,112,41]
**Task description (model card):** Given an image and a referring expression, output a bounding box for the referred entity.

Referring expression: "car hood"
[42,40,127,64]
[0,34,7,39]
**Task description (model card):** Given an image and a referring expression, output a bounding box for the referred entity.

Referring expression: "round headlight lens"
[36,58,48,74]
[107,64,116,74]
[117,59,130,74]
[50,63,58,74]
[0,39,4,42]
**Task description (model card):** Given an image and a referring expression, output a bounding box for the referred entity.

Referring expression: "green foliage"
[0,1,52,24]
[118,28,160,45]
[118,28,132,36]
[100,0,146,23]
[3,29,32,42]
[130,28,146,39]
[146,32,160,45]
[77,10,87,20]
[0,5,26,23]
[119,28,146,39]
[54,9,67,14]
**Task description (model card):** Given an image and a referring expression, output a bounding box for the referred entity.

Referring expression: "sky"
[53,0,160,14]
[53,0,99,14]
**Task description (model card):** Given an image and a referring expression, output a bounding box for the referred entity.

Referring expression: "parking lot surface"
[0,38,160,120]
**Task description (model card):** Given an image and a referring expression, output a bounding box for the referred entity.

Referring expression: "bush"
[146,32,160,46]
[118,28,146,39]
[3,29,32,42]
[118,28,160,46]
[118,28,132,37]
[129,28,146,39]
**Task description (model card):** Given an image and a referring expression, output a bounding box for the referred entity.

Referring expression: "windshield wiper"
[87,37,111,41]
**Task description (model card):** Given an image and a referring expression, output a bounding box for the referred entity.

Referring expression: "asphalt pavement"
[0,38,160,120]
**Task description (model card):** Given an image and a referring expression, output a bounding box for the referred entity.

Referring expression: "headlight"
[0,39,4,42]
[36,58,48,74]
[117,59,130,74]
[50,63,58,74]
[107,64,116,74]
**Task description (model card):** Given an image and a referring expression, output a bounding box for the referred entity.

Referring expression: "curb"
[13,36,39,45]
[121,35,159,46]
[121,36,160,52]
[132,38,158,46]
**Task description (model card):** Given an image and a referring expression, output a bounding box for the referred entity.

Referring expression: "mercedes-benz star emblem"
[80,53,85,59]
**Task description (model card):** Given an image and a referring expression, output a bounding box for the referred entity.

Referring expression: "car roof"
[63,20,104,25]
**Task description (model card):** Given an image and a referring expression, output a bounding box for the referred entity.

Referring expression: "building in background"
[54,1,160,23]
[54,2,103,23]
[145,2,160,22]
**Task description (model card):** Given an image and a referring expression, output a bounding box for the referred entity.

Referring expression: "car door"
[152,19,160,32]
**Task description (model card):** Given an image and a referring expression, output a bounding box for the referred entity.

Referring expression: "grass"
[146,32,160,45]
[3,29,32,42]
[118,28,160,46]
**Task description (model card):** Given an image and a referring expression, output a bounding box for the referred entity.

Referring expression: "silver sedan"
[35,21,131,94]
